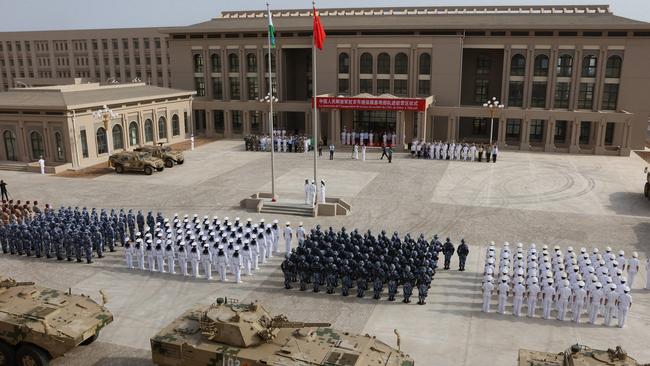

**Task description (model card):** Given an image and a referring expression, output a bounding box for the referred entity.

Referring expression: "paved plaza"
[2,139,650,365]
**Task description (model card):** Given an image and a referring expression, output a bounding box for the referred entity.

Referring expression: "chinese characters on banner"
[314,97,426,112]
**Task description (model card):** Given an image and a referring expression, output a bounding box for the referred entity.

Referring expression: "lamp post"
[260,92,278,201]
[92,105,119,166]
[482,97,504,145]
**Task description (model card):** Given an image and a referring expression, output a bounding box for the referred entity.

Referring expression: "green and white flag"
[267,6,276,48]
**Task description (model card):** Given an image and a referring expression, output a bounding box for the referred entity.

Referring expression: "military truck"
[151,298,415,366]
[518,344,648,366]
[0,276,113,366]
[644,167,650,198]
[109,151,165,175]
[135,144,185,168]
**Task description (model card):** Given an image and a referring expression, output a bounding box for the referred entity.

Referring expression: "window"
[250,111,261,133]
[213,110,224,132]
[157,117,167,139]
[605,56,622,78]
[228,53,239,72]
[112,125,124,150]
[3,130,17,161]
[417,80,430,96]
[556,54,573,77]
[195,77,205,97]
[129,121,139,145]
[246,53,257,73]
[360,78,373,93]
[472,118,488,135]
[581,55,597,77]
[530,82,547,108]
[360,53,373,74]
[155,38,161,49]
[554,82,570,109]
[193,54,204,73]
[194,110,206,132]
[144,119,153,142]
[133,38,139,49]
[229,77,240,99]
[184,112,189,134]
[506,119,521,140]
[172,115,180,136]
[122,38,129,49]
[508,81,524,107]
[394,53,408,74]
[529,119,545,143]
[601,84,619,110]
[80,130,88,158]
[212,78,223,99]
[394,79,407,96]
[211,54,221,73]
[604,122,615,145]
[419,53,431,75]
[265,52,276,73]
[510,54,526,76]
[338,53,350,74]
[377,53,390,74]
[377,79,390,94]
[54,132,64,160]
[554,120,568,143]
[96,128,108,154]
[338,78,350,95]
[476,55,490,74]
[474,80,489,103]
[144,38,150,49]
[579,121,591,145]
[247,77,259,100]
[231,111,242,133]
[577,83,595,109]
[112,39,118,49]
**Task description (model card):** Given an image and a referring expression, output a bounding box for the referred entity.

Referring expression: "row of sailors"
[411,140,498,162]
[340,130,397,147]
[251,135,312,153]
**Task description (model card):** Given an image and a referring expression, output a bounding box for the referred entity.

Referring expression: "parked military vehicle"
[0,276,113,366]
[644,167,650,198]
[109,151,165,175]
[135,144,185,168]
[518,344,648,366]
[151,298,414,366]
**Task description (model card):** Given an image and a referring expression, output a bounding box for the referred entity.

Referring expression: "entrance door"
[4,130,17,161]
[352,110,396,146]
[285,112,305,134]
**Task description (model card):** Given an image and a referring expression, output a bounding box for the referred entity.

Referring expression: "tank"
[0,276,113,366]
[518,344,649,366]
[151,298,415,366]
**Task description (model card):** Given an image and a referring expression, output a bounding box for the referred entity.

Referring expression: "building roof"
[161,5,650,33]
[0,83,195,111]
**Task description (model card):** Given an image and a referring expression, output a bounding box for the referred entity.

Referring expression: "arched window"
[144,119,153,143]
[377,53,390,74]
[112,125,123,150]
[172,115,180,136]
[228,53,239,72]
[557,54,573,77]
[193,54,204,73]
[96,127,108,154]
[55,131,64,160]
[30,131,45,159]
[582,55,598,77]
[129,121,139,146]
[338,53,350,74]
[265,53,276,73]
[246,53,257,73]
[533,54,549,76]
[158,116,167,139]
[211,53,221,73]
[510,54,526,76]
[360,53,373,74]
[3,130,17,161]
[419,53,431,75]
[394,53,408,74]
[605,55,622,78]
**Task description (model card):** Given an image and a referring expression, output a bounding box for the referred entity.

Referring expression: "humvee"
[135,144,185,168]
[109,151,165,175]
[0,276,113,366]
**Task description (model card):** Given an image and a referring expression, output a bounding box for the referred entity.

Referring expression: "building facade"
[0,28,171,91]
[0,82,194,169]
[164,5,650,155]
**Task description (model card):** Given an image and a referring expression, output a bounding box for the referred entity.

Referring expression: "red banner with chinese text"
[314,97,426,112]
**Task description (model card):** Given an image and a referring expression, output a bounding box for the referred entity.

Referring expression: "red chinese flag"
[313,6,326,50]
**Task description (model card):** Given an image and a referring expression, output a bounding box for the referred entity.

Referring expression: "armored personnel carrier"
[151,298,415,366]
[0,276,113,366]
[518,344,648,366]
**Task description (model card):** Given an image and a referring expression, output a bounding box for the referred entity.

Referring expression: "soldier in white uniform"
[617,286,632,328]
[241,242,253,275]
[215,246,228,281]
[527,277,541,318]
[541,278,555,320]
[309,181,317,207]
[304,179,310,204]
[497,276,509,315]
[124,240,135,269]
[603,283,618,326]
[572,281,587,323]
[201,244,212,280]
[177,243,188,276]
[341,128,347,145]
[361,145,366,161]
[165,240,176,275]
[556,280,572,321]
[189,243,201,278]
[512,278,526,316]
[627,252,639,288]
[482,276,494,313]
[369,131,374,146]
[391,132,396,146]
[296,223,306,246]
[587,282,604,324]
[283,222,293,256]
[353,144,359,160]
[272,219,281,253]
[146,241,156,272]
[231,247,242,283]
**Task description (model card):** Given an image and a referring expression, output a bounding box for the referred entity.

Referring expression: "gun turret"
[0,279,35,288]
[269,320,332,328]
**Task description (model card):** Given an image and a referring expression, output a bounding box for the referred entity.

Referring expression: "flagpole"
[266,2,276,202]
[312,1,319,206]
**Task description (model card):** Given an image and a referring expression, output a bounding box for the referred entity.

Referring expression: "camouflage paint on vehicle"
[109,151,164,174]
[518,344,647,366]
[135,145,184,166]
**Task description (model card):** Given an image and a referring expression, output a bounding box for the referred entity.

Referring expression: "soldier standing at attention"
[442,238,455,270]
[457,239,469,271]
[304,179,310,204]
[283,222,293,256]
[0,180,8,201]
[329,143,335,160]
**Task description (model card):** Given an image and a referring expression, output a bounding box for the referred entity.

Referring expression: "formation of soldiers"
[481,242,642,328]
[281,226,470,305]
[0,206,125,263]
[244,130,313,153]
[410,140,498,163]
[1,199,47,225]
[340,129,397,147]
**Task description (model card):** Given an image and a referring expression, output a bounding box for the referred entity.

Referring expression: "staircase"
[0,162,28,172]
[259,202,314,217]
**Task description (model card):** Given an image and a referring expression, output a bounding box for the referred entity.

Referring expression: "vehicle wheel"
[177,160,184,165]
[164,159,174,168]
[144,166,153,176]
[81,334,97,346]
[0,340,16,366]
[645,182,649,198]
[115,164,124,174]
[156,167,164,172]
[15,345,49,366]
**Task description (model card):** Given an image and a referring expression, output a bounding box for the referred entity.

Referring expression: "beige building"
[0,28,170,91]
[0,82,194,170]
[163,5,650,155]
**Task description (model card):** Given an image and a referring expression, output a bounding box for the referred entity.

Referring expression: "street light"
[92,105,119,166]
[482,97,504,145]
[260,92,278,202]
